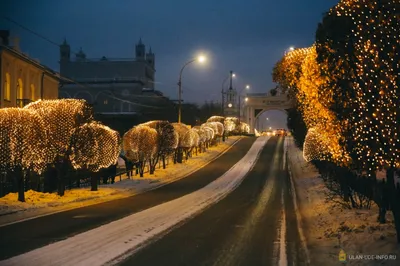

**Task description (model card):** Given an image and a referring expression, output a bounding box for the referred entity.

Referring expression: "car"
[276,128,286,136]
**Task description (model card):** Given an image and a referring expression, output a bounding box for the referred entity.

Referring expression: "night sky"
[1,0,338,129]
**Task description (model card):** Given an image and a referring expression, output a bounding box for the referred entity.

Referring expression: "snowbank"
[286,137,399,266]
[0,137,268,266]
[0,137,240,226]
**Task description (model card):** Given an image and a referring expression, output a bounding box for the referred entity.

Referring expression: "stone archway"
[243,93,294,133]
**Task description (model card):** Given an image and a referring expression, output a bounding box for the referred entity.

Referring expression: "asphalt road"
[119,136,307,266]
[0,137,256,260]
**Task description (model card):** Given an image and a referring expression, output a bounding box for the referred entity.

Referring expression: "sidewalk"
[286,137,399,266]
[0,136,241,226]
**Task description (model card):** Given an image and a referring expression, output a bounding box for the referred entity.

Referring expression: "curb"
[0,137,243,228]
[286,138,311,265]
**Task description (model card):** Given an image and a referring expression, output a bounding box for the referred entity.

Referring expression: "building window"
[30,84,35,101]
[4,72,11,101]
[17,78,23,99]
[103,99,108,105]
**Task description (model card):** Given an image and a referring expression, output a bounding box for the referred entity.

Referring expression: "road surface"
[119,136,308,266]
[0,137,256,260]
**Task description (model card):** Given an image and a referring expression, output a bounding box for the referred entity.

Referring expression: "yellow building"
[0,31,59,108]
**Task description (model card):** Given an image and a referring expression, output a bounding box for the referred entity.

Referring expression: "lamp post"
[221,71,235,115]
[178,55,206,123]
[238,84,250,124]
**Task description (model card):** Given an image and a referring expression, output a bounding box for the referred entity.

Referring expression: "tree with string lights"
[0,108,48,202]
[142,121,178,172]
[24,99,93,196]
[70,122,120,191]
[122,125,158,177]
[172,123,193,163]
[207,116,226,141]
[316,0,400,239]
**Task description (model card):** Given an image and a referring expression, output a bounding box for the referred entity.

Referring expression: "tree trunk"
[16,168,25,202]
[386,167,400,243]
[91,172,98,191]
[139,161,145,177]
[162,156,166,169]
[57,178,65,196]
[177,148,183,163]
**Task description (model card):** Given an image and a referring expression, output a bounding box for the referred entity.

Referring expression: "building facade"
[58,38,171,114]
[0,30,59,108]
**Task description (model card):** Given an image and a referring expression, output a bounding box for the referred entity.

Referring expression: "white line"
[282,137,287,170]
[0,137,243,228]
[278,190,288,266]
[286,138,311,265]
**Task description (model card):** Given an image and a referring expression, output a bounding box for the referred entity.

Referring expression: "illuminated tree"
[316,0,400,238]
[193,127,208,152]
[239,122,250,134]
[24,99,93,196]
[0,108,47,202]
[70,122,120,191]
[207,116,226,141]
[172,123,193,163]
[224,117,239,134]
[122,125,158,177]
[142,120,178,171]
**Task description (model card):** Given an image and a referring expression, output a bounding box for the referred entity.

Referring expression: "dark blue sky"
[1,0,338,129]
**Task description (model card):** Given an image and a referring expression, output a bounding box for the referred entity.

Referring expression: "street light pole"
[177,55,206,123]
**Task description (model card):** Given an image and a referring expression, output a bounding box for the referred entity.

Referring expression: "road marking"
[286,137,311,265]
[279,190,288,266]
[282,137,287,170]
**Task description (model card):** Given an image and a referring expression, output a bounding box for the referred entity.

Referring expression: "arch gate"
[243,93,294,133]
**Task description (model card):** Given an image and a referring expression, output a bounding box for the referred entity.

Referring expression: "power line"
[2,16,95,62]
[2,16,179,109]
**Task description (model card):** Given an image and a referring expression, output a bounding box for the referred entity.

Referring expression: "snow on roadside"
[0,137,240,225]
[0,136,268,266]
[286,137,399,266]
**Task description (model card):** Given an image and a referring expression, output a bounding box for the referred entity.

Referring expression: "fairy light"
[317,0,400,171]
[172,123,194,148]
[142,120,179,158]
[24,99,93,164]
[0,108,48,174]
[69,122,120,172]
[122,125,158,163]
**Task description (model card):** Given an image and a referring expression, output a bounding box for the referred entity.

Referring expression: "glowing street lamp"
[178,54,207,123]
[228,103,233,108]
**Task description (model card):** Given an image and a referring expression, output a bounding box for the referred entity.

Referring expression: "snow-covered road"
[0,137,268,266]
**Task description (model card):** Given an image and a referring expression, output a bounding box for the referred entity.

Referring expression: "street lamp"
[178,55,206,123]
[221,71,235,115]
[238,84,250,124]
[228,103,232,108]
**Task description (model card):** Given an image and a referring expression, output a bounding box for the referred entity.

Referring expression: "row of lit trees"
[273,0,400,242]
[0,99,250,201]
[122,116,250,178]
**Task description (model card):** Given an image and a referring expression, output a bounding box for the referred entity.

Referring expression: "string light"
[317,0,400,171]
[69,122,120,172]
[24,99,93,165]
[122,125,158,164]
[0,108,48,174]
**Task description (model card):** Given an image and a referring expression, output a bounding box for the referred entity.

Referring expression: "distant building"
[58,38,176,133]
[0,30,59,108]
[58,38,172,113]
[223,77,237,117]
